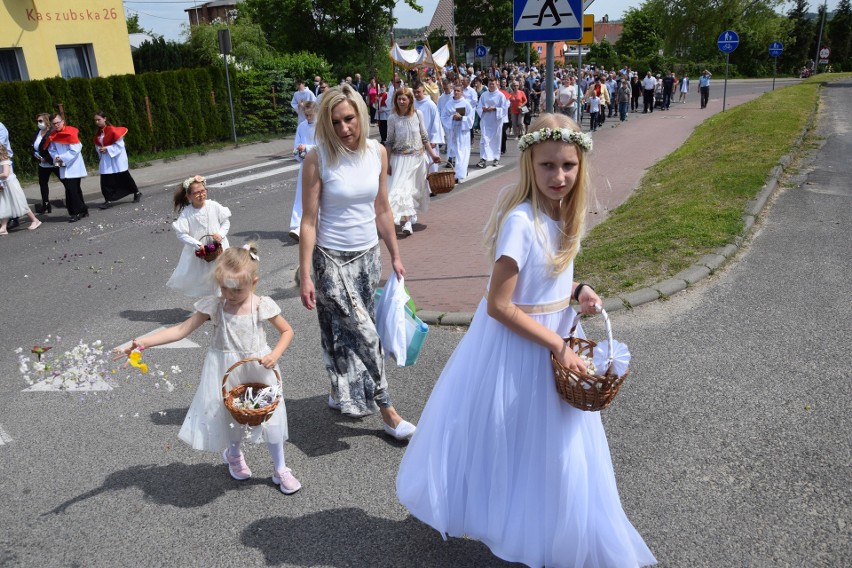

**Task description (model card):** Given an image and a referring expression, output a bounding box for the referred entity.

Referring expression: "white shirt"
[291,89,317,124]
[642,76,657,90]
[413,97,444,145]
[316,139,381,251]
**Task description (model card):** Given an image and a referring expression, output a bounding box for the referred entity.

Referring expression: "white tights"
[227,441,287,472]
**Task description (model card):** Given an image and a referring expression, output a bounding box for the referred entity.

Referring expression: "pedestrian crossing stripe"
[0,424,11,445]
[514,0,581,34]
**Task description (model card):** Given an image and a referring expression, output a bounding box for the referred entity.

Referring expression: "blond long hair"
[483,113,591,274]
[314,84,370,167]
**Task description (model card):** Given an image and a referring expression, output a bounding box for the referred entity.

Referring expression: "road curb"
[422,83,821,327]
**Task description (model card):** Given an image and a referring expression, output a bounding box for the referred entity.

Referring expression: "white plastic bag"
[375,273,409,367]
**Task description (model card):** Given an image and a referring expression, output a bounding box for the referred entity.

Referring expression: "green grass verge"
[575,78,828,297]
[127,132,275,170]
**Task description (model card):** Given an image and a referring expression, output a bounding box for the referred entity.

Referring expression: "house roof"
[184,0,240,13]
[427,0,481,37]
[594,22,624,45]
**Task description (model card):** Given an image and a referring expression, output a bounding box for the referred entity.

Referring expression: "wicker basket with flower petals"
[195,234,223,263]
[551,307,630,412]
[222,358,282,426]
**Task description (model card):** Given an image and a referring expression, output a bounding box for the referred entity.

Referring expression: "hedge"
[0,65,296,178]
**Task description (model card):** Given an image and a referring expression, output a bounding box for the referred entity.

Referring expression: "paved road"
[0,78,848,566]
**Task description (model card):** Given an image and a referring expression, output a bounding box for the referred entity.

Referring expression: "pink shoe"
[222,448,252,480]
[272,468,302,494]
[28,219,42,231]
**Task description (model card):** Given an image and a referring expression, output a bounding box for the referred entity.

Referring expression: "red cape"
[47,125,80,145]
[94,125,128,147]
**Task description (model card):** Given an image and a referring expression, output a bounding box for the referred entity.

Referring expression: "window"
[0,49,26,82]
[56,45,95,79]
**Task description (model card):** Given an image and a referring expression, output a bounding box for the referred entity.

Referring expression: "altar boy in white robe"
[290,80,317,125]
[413,82,444,174]
[475,78,507,168]
[437,80,454,156]
[440,85,474,182]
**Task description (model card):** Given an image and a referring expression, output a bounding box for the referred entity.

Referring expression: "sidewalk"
[383,90,769,317]
[21,138,298,204]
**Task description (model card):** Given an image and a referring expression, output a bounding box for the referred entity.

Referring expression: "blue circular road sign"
[717,30,740,53]
[475,45,487,58]
[768,41,784,58]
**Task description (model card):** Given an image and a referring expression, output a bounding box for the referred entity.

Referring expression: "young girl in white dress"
[167,175,231,297]
[396,114,657,567]
[288,100,317,242]
[0,146,41,235]
[117,244,301,494]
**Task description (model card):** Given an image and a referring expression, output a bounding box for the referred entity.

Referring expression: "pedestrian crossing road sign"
[514,0,583,43]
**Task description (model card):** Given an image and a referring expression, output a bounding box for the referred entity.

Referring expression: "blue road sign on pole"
[768,42,783,58]
[475,45,487,58]
[514,0,583,42]
[717,30,739,53]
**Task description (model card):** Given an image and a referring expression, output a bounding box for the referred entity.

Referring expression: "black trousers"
[700,86,710,108]
[38,166,61,204]
[501,122,510,154]
[60,177,88,216]
[643,89,655,112]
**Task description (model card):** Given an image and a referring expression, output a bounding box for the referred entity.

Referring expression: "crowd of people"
[115,83,657,567]
[0,111,141,234]
[289,62,712,240]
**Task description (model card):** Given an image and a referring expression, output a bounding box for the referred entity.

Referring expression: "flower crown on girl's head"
[517,128,593,153]
[182,175,206,191]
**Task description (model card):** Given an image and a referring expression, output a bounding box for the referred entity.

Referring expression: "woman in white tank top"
[297,85,417,441]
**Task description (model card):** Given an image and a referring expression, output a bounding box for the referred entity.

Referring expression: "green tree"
[133,37,198,73]
[242,0,421,79]
[828,0,852,70]
[782,0,814,72]
[453,0,514,63]
[587,38,618,69]
[126,13,146,34]
[187,14,275,68]
[616,5,664,60]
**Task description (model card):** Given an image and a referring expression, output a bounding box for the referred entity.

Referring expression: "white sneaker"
[402,221,413,235]
[288,228,300,242]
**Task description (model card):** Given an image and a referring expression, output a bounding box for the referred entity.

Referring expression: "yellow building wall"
[1,0,134,80]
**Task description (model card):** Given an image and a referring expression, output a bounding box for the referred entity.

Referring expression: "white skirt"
[167,239,229,298]
[178,347,288,452]
[396,299,656,568]
[388,153,430,224]
[0,176,31,219]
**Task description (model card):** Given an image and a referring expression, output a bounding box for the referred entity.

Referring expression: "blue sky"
[125,0,841,43]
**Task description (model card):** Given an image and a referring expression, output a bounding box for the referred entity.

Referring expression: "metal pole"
[577,46,584,126]
[772,57,776,91]
[546,42,554,112]
[722,53,729,112]
[222,58,237,143]
[526,43,530,71]
[813,0,827,75]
